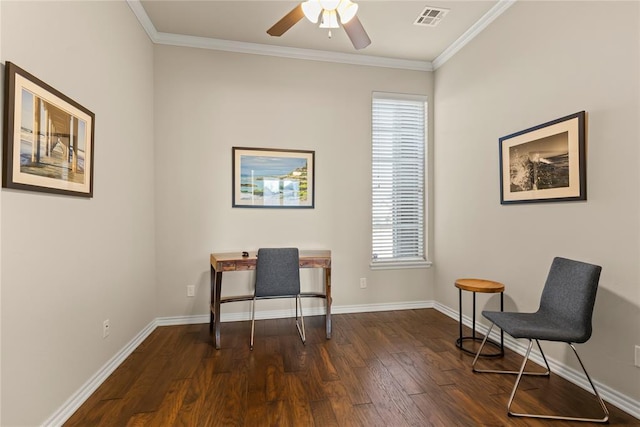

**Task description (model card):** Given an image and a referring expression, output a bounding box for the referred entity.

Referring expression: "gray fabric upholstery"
[255,248,301,298]
[482,257,602,343]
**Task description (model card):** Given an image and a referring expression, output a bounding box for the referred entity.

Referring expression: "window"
[371,92,428,269]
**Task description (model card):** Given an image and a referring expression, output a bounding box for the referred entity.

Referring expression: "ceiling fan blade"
[343,16,371,50]
[267,4,305,37]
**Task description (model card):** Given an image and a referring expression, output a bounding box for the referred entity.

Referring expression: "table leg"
[456,288,502,357]
[325,266,332,339]
[210,265,215,333]
[500,291,504,353]
[458,288,463,345]
[472,291,477,339]
[212,268,223,349]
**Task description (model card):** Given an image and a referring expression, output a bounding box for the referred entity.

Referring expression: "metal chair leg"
[296,294,306,344]
[250,297,256,350]
[251,295,306,349]
[472,324,550,376]
[507,341,609,423]
[506,339,536,412]
[475,336,608,423]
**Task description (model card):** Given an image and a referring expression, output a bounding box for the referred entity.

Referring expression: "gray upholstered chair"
[250,248,306,350]
[472,257,609,423]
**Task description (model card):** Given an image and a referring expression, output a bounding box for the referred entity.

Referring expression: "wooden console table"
[209,250,332,349]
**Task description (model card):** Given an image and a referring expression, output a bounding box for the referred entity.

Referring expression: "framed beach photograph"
[3,62,95,197]
[499,111,586,204]
[232,147,315,208]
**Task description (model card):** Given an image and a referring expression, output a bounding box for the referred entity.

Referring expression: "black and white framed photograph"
[499,111,586,204]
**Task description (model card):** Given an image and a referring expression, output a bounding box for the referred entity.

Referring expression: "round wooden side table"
[455,278,504,357]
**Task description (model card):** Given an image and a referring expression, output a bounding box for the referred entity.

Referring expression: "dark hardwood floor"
[65,309,639,426]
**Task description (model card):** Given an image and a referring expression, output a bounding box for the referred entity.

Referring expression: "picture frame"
[499,111,586,204]
[3,62,95,198]
[232,147,315,208]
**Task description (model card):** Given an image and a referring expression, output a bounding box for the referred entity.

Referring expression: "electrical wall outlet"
[359,278,367,289]
[103,319,110,338]
[635,345,640,368]
[187,285,195,297]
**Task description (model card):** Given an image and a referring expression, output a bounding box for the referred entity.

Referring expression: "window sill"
[370,259,432,270]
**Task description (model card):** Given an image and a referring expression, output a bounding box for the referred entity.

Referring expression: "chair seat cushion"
[482,310,591,343]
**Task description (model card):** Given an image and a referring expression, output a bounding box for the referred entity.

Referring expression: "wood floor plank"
[70,325,178,421]
[283,372,315,425]
[290,358,329,402]
[216,368,249,426]
[389,351,434,394]
[144,378,191,426]
[332,355,372,405]
[313,344,340,382]
[242,391,268,426]
[443,384,506,426]
[362,358,429,425]
[194,371,232,426]
[95,330,182,426]
[124,411,155,426]
[309,399,339,427]
[410,390,464,427]
[350,403,386,427]
[168,330,212,380]
[64,309,640,427]
[264,354,286,402]
[326,395,364,426]
[64,398,122,427]
[172,358,221,426]
[264,400,292,427]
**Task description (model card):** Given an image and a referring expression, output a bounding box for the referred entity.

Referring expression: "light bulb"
[337,0,358,24]
[301,0,322,23]
[319,0,340,11]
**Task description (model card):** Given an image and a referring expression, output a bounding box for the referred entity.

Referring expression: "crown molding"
[127,0,515,72]
[126,0,158,40]
[155,31,432,71]
[432,0,516,69]
[126,0,431,71]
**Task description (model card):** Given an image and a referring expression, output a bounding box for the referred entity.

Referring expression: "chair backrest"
[538,257,602,343]
[255,248,301,298]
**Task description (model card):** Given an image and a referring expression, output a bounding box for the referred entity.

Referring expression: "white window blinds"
[371,93,427,267]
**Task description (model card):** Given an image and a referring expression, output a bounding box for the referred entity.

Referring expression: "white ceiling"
[131,0,514,70]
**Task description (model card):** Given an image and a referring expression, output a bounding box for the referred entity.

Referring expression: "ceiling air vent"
[414,6,449,27]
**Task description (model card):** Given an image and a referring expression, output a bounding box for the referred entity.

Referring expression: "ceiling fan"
[267,0,371,50]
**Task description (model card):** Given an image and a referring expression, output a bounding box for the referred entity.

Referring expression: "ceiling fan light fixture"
[336,0,358,24]
[319,9,339,28]
[268,0,368,49]
[301,0,322,23]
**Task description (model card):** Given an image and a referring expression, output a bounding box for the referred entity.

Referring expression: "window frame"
[370,92,431,270]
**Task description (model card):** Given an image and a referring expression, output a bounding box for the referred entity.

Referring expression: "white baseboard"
[156,300,435,325]
[42,320,158,427]
[433,302,640,420]
[43,301,639,425]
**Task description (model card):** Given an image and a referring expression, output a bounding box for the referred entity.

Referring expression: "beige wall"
[153,45,435,319]
[2,0,639,425]
[433,1,640,402]
[0,1,156,425]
